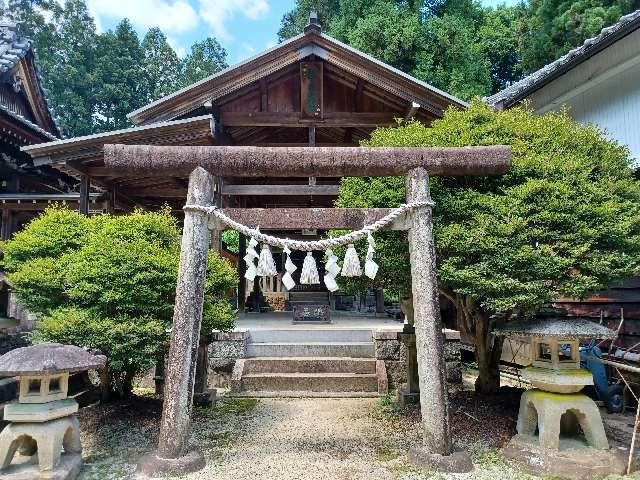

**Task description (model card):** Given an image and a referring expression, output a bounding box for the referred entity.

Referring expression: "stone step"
[233,391,381,398]
[243,357,376,374]
[249,328,373,343]
[246,342,375,358]
[241,372,378,392]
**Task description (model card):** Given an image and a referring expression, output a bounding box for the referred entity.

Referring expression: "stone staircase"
[232,328,386,397]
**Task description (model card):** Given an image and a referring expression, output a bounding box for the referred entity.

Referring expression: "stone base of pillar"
[193,389,217,407]
[408,447,474,473]
[1,452,82,480]
[502,434,626,480]
[136,449,205,478]
[396,383,420,407]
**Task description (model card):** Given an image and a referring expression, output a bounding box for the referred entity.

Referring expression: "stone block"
[503,434,626,480]
[208,336,247,363]
[373,331,398,341]
[375,339,401,360]
[443,341,461,362]
[0,452,82,480]
[445,361,462,384]
[383,360,406,389]
[4,399,78,423]
[210,330,249,342]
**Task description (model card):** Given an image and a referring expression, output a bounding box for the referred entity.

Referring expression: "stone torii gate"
[102,144,511,476]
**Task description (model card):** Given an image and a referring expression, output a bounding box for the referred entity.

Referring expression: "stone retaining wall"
[207,330,249,387]
[374,329,462,391]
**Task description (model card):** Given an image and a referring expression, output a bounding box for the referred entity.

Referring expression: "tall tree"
[331,0,424,73]
[279,0,523,99]
[278,0,341,40]
[414,11,493,99]
[142,27,181,101]
[520,0,640,73]
[180,37,228,88]
[47,0,98,136]
[94,19,148,131]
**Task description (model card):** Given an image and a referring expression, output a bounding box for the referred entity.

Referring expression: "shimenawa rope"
[183,201,433,251]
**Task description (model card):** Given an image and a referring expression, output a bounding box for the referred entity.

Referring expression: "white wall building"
[487,10,640,162]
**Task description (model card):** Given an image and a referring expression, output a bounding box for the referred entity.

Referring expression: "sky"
[89,0,520,66]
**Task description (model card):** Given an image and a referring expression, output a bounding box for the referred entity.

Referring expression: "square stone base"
[1,452,82,480]
[503,434,627,480]
[396,384,419,407]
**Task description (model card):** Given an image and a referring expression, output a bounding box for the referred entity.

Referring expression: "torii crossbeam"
[115,145,511,477]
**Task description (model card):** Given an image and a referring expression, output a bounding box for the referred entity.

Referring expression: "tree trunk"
[98,367,111,403]
[473,311,503,394]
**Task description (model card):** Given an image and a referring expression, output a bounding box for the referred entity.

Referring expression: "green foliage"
[1,2,228,137]
[203,252,239,333]
[7,257,66,312]
[180,37,228,88]
[30,308,167,391]
[2,207,89,270]
[94,19,148,131]
[5,207,238,395]
[222,230,240,254]
[142,27,181,101]
[279,0,523,99]
[519,0,640,72]
[339,102,640,391]
[341,102,640,313]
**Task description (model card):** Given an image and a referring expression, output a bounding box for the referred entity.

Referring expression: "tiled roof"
[0,21,32,74]
[486,9,640,108]
[0,18,60,138]
[0,102,57,140]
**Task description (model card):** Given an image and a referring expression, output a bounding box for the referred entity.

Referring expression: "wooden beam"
[259,78,268,112]
[212,208,409,230]
[405,101,421,119]
[79,175,90,215]
[222,184,340,196]
[104,144,511,177]
[219,111,397,127]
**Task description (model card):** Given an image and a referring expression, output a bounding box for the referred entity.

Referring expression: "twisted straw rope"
[184,201,433,252]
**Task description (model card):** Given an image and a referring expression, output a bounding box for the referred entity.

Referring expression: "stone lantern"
[0,343,106,480]
[494,318,626,479]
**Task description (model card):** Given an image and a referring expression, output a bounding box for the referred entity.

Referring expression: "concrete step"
[241,372,378,392]
[243,357,376,374]
[249,328,373,343]
[246,342,375,358]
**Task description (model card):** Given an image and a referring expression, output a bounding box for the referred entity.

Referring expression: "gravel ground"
[76,392,638,480]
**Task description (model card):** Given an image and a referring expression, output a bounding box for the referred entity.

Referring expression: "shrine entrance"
[101,143,510,477]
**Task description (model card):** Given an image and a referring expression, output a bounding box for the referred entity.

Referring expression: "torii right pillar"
[406,167,473,472]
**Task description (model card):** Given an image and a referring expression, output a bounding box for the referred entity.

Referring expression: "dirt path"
[77,394,634,480]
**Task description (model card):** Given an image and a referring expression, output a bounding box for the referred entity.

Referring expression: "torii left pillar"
[137,167,213,477]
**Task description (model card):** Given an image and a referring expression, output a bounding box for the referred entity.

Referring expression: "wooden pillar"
[152,167,213,469]
[406,167,451,456]
[79,175,90,215]
[107,186,117,214]
[375,288,385,313]
[238,233,246,312]
[1,209,13,241]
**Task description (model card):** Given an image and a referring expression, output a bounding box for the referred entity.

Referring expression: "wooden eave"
[18,52,60,137]
[128,30,467,126]
[22,115,216,177]
[0,108,55,146]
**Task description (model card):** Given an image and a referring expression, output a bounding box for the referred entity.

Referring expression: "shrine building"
[21,16,467,313]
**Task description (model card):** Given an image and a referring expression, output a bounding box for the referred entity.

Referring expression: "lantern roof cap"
[0,343,106,376]
[493,317,616,340]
